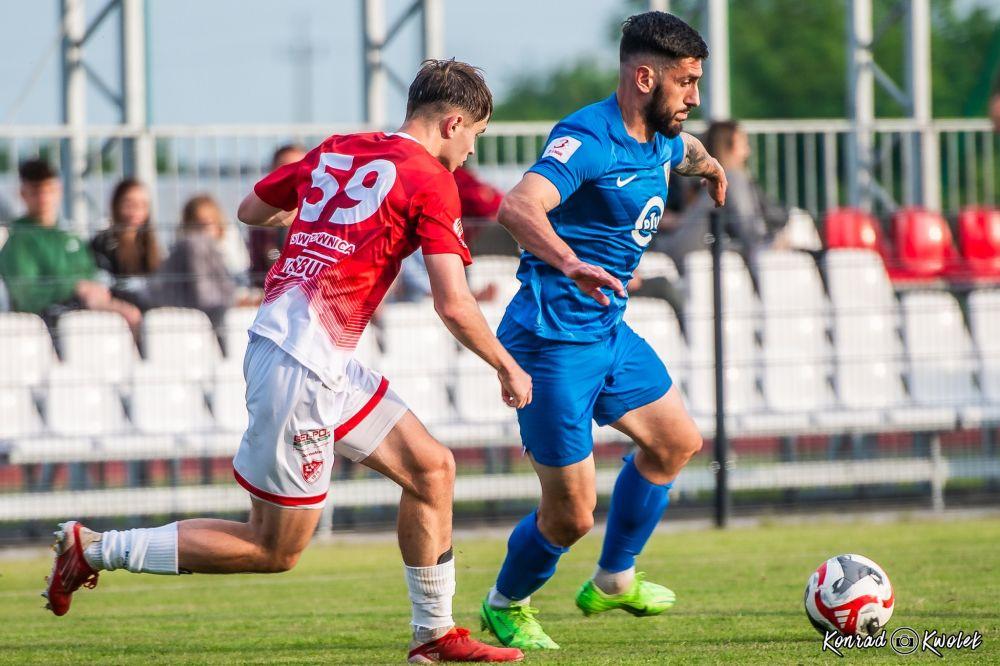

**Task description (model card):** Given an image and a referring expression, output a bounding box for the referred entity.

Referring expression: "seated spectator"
[91,178,162,310]
[150,194,237,328]
[0,159,141,330]
[248,143,306,286]
[658,120,788,285]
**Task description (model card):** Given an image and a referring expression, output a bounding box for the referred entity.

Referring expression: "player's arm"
[674,131,728,207]
[424,253,532,408]
[236,193,297,228]
[498,174,625,307]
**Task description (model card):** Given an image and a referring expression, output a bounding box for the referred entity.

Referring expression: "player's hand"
[498,364,532,409]
[563,260,626,306]
[703,159,727,208]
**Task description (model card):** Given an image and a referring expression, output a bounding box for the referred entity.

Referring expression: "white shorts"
[232,333,408,509]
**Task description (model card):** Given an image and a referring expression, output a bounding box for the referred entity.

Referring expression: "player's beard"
[644,85,685,138]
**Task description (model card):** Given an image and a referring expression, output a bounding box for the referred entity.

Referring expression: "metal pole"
[647,0,670,11]
[710,208,730,528]
[61,0,88,233]
[846,0,874,211]
[362,0,386,128]
[906,0,939,210]
[121,0,155,188]
[704,0,730,120]
[421,0,444,61]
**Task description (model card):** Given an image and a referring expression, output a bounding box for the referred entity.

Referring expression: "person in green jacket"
[0,159,141,330]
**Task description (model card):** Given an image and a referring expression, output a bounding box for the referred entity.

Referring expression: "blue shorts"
[498,315,673,467]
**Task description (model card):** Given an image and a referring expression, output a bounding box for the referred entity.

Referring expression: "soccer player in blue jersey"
[479,12,727,649]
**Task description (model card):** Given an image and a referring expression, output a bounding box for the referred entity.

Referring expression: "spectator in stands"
[0,159,141,330]
[658,120,787,284]
[151,194,236,328]
[248,143,306,286]
[90,178,162,310]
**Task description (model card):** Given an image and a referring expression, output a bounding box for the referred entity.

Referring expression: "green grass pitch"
[1,516,997,664]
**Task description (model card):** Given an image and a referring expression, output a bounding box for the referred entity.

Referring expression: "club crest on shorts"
[292,428,329,484]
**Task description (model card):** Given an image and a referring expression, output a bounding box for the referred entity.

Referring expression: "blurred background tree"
[493,0,1000,121]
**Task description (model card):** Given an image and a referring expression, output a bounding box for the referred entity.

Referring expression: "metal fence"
[0,119,995,238]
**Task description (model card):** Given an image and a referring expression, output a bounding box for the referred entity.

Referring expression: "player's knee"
[544,508,594,546]
[414,445,456,493]
[257,547,302,573]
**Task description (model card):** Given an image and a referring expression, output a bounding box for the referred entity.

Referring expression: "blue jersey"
[505,94,686,342]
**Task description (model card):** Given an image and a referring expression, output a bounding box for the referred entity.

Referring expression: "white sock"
[593,565,635,595]
[488,585,527,609]
[92,523,179,575]
[404,557,456,643]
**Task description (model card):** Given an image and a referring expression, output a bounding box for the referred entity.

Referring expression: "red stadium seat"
[824,207,888,255]
[889,207,963,281]
[958,206,1000,277]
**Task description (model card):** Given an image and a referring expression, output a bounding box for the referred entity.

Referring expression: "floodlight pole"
[61,0,88,233]
[906,0,940,211]
[121,0,155,193]
[846,0,875,212]
[703,0,730,121]
[647,0,670,11]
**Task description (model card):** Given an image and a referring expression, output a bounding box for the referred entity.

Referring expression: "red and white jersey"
[249,131,471,388]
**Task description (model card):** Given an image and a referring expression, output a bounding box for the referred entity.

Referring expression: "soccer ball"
[804,554,894,636]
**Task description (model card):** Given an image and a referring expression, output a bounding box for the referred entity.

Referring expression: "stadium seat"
[45,366,128,437]
[966,290,1000,424]
[741,361,828,434]
[142,308,222,383]
[824,207,889,257]
[352,325,382,367]
[454,355,516,425]
[890,207,963,281]
[466,254,521,304]
[211,360,248,434]
[56,310,137,385]
[130,362,214,435]
[0,387,43,439]
[758,250,826,317]
[379,302,453,371]
[386,372,452,425]
[900,291,977,407]
[636,251,680,282]
[220,306,257,360]
[0,312,55,388]
[687,360,759,419]
[624,297,688,385]
[957,206,1000,277]
[825,249,896,313]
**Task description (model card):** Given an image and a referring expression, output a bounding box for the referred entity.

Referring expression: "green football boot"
[479,597,560,650]
[575,572,676,617]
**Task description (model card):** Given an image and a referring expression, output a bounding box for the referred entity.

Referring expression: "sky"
[0,0,623,126]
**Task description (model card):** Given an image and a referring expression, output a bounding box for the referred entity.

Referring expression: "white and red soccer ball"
[804,554,894,636]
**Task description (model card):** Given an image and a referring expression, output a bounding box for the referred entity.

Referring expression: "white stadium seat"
[825,249,895,312]
[757,250,826,318]
[45,366,128,437]
[211,361,248,434]
[624,297,688,384]
[467,255,521,305]
[454,355,516,424]
[900,291,977,406]
[352,325,382,367]
[379,301,453,372]
[56,310,137,385]
[387,373,452,425]
[220,306,257,360]
[967,290,1000,402]
[0,312,55,388]
[130,362,214,435]
[0,387,43,439]
[636,251,679,282]
[142,308,222,383]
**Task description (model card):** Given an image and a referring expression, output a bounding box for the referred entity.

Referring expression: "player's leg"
[481,317,608,649]
[576,324,701,617]
[334,368,522,663]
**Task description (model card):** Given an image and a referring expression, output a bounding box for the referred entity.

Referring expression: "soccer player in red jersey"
[44,60,529,663]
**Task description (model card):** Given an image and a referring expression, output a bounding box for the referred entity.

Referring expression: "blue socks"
[598,454,672,573]
[495,511,568,601]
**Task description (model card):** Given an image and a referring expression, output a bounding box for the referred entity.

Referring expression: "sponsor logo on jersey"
[631,196,665,247]
[542,136,582,164]
[282,254,333,279]
[289,231,357,255]
[616,174,637,187]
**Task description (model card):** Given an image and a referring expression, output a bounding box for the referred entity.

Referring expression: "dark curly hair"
[620,11,709,63]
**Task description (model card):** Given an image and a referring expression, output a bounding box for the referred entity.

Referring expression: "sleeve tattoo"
[673,132,720,178]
